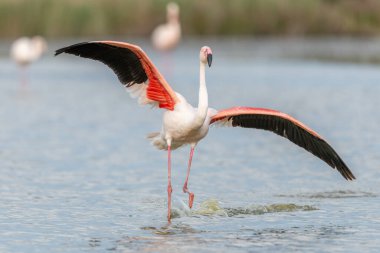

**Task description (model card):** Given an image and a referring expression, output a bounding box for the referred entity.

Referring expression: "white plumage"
[151,2,181,51]
[10,36,47,66]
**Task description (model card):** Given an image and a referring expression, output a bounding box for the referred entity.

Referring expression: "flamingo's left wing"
[210,107,355,180]
[55,41,179,110]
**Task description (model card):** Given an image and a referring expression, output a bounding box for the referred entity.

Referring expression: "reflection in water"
[116,223,205,252]
[142,223,201,235]
[112,223,353,252]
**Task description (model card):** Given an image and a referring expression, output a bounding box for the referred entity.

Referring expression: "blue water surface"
[0,38,379,252]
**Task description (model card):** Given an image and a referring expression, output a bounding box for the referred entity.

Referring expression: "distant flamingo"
[55,41,355,221]
[10,36,47,85]
[151,2,181,51]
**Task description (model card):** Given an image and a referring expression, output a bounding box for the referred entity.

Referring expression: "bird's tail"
[147,132,167,150]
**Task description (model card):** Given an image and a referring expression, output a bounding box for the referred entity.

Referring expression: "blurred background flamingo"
[10,36,47,85]
[151,2,181,51]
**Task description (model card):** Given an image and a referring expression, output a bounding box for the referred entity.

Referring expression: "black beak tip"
[207,54,212,67]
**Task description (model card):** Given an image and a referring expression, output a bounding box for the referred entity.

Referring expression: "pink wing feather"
[55,40,179,110]
[210,106,355,180]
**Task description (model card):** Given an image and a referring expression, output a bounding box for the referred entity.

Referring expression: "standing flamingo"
[55,41,355,221]
[151,2,181,51]
[10,36,47,85]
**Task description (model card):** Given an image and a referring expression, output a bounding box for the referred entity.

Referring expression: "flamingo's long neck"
[195,61,208,126]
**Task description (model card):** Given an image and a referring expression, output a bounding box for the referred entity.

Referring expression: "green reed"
[1,0,380,38]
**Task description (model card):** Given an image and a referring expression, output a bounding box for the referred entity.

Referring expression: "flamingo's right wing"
[55,41,179,110]
[210,107,355,180]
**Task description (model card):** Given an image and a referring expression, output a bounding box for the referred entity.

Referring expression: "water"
[1,38,380,252]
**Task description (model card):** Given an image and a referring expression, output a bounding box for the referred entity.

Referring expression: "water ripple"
[276,190,377,199]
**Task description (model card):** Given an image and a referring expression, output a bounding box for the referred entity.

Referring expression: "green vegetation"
[1,0,380,38]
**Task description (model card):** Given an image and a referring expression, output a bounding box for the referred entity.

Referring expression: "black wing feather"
[55,42,147,86]
[230,114,355,180]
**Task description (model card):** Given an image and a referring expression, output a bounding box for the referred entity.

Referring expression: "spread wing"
[210,106,355,180]
[55,41,179,110]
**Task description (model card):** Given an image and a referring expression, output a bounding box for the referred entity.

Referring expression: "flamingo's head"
[200,46,212,67]
[31,36,47,55]
[167,2,180,22]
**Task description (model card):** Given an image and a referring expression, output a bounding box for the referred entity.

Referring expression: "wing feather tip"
[55,41,91,56]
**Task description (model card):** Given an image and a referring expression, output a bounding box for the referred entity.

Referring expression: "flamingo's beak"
[207,53,212,67]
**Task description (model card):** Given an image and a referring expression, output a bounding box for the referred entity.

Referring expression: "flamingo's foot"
[183,184,194,208]
[188,192,195,209]
[182,184,188,194]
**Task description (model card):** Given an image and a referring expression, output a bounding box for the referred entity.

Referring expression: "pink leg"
[183,147,195,208]
[20,66,28,88]
[167,145,173,222]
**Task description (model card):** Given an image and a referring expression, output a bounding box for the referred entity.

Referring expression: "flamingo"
[10,36,47,85]
[55,41,355,221]
[151,2,181,51]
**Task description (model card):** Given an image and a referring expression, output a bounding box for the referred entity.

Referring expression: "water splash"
[225,203,317,217]
[170,196,192,218]
[193,199,229,217]
[182,199,318,218]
